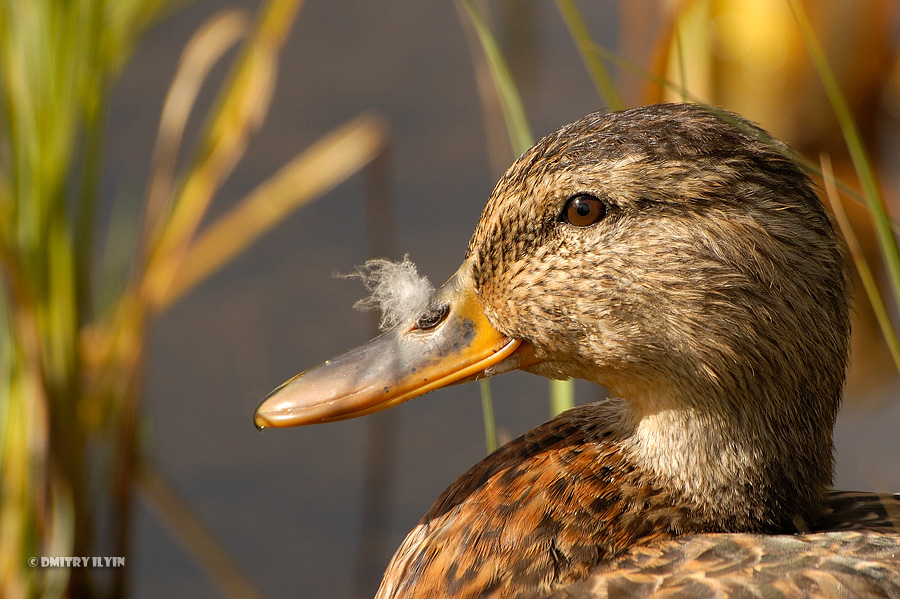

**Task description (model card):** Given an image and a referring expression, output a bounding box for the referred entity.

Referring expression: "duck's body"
[378,418,900,598]
[562,521,900,598]
[256,103,900,598]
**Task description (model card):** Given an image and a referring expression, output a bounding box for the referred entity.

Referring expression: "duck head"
[256,103,849,528]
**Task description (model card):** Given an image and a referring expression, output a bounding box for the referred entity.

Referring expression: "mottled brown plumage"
[256,103,900,598]
[556,525,900,598]
[377,404,685,599]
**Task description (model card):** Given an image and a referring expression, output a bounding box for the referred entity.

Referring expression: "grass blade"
[550,378,575,418]
[555,0,624,110]
[143,10,249,254]
[479,379,498,453]
[142,0,305,309]
[789,0,900,317]
[462,0,533,155]
[137,463,263,599]
[820,153,900,373]
[163,113,388,308]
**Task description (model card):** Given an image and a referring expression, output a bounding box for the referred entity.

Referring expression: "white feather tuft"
[341,256,434,331]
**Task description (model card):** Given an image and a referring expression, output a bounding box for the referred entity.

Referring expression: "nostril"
[415,304,449,330]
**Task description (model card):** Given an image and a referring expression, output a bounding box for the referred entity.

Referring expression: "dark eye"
[414,303,449,330]
[562,194,606,227]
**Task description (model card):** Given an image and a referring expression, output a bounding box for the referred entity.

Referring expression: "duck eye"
[414,303,449,331]
[562,194,606,227]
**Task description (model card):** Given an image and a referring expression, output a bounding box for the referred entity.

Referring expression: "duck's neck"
[614,385,833,532]
[623,406,776,530]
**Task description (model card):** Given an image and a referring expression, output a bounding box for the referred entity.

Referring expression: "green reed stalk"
[790,0,900,371]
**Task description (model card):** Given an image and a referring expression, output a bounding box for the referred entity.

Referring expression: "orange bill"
[254,264,529,428]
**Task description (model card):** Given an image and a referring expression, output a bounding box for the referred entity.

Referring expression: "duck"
[254,103,900,598]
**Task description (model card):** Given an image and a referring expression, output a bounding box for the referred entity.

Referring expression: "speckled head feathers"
[466,103,849,526]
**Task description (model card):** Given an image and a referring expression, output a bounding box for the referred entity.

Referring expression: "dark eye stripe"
[562,195,606,227]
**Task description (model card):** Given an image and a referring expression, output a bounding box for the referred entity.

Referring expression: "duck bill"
[254,265,525,428]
